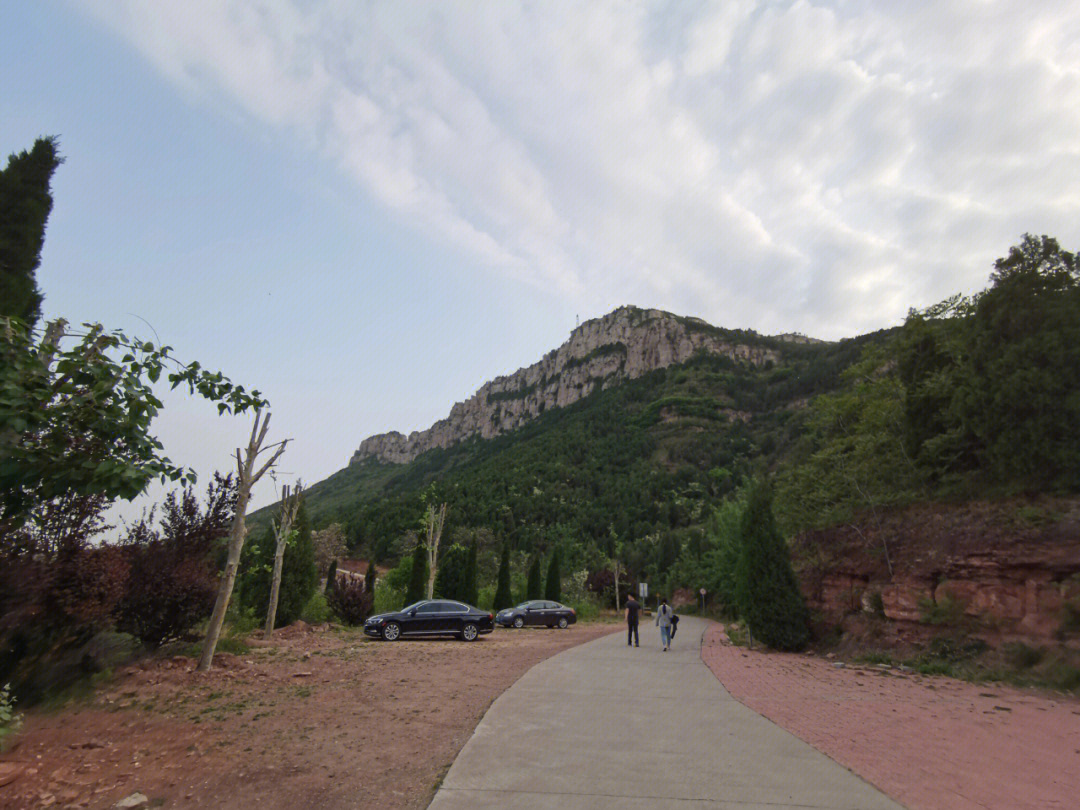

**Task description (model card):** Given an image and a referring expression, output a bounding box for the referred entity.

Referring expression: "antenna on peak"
[576,314,580,328]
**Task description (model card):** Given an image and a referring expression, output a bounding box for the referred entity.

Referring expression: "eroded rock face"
[793,498,1080,645]
[352,307,780,465]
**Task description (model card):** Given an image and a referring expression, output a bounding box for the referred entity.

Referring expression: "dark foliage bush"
[493,541,513,612]
[526,556,543,601]
[326,576,373,626]
[115,475,234,647]
[404,541,428,605]
[434,544,470,602]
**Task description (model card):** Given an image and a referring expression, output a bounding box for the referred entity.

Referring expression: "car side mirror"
[408,608,417,617]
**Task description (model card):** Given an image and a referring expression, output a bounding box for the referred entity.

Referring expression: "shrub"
[1004,642,1044,670]
[434,544,470,601]
[114,474,234,647]
[526,556,543,601]
[300,591,334,625]
[0,682,23,752]
[327,576,373,626]
[324,559,338,595]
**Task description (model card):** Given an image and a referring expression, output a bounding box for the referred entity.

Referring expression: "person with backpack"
[655,597,674,651]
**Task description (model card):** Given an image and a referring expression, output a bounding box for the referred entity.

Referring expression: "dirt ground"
[702,624,1080,810]
[0,621,617,810]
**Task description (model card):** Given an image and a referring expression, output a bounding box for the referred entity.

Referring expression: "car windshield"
[515,602,532,609]
[402,601,426,613]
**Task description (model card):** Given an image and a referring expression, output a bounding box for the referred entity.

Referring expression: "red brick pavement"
[700,624,1080,810]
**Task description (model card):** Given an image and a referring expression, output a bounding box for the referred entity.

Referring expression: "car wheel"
[557,617,569,629]
[461,623,479,641]
[512,616,524,629]
[382,622,401,641]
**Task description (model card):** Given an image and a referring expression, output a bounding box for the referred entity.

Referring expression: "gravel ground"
[0,621,617,810]
[701,624,1080,810]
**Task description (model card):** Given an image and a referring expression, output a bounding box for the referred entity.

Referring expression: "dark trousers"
[627,621,639,646]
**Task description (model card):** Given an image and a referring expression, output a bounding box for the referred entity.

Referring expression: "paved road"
[428,616,904,809]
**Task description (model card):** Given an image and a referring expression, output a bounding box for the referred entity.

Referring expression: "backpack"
[671,612,679,625]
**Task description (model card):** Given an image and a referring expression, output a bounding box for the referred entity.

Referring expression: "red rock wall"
[792,497,1080,645]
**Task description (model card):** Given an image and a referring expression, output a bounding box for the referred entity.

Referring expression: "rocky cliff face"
[352,307,780,465]
[793,498,1080,646]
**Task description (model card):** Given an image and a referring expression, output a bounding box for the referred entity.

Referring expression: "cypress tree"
[493,540,513,611]
[526,555,543,600]
[544,548,561,602]
[365,559,377,596]
[463,541,478,606]
[433,544,469,600]
[239,501,317,627]
[324,558,338,595]
[0,137,63,327]
[734,481,809,651]
[405,540,428,605]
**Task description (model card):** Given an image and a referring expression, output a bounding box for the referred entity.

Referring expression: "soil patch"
[702,624,1080,810]
[1,623,616,810]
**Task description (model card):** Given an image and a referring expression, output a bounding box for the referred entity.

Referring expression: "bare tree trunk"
[613,558,622,612]
[424,502,447,600]
[199,411,288,672]
[264,482,302,639]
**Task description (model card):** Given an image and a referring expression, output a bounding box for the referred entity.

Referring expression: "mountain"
[295,306,889,564]
[352,306,819,465]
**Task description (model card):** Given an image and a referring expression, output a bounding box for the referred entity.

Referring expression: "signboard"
[638,582,648,599]
[699,588,706,596]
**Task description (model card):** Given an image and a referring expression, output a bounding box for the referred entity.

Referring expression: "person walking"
[656,597,674,651]
[625,592,641,647]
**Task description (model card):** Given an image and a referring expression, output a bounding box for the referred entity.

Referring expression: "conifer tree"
[324,559,338,595]
[526,555,543,600]
[365,559,377,596]
[493,540,513,611]
[405,540,428,605]
[735,481,808,651]
[0,137,62,328]
[544,547,561,602]
[463,542,478,606]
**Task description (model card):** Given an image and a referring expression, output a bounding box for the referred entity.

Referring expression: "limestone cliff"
[351,306,782,465]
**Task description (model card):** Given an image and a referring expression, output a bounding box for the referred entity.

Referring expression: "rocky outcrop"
[352,307,780,465]
[793,498,1080,645]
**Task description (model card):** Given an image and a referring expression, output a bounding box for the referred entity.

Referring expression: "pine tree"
[526,555,543,600]
[0,137,63,327]
[463,541,478,606]
[734,481,809,651]
[493,540,513,611]
[544,548,561,602]
[405,540,428,605]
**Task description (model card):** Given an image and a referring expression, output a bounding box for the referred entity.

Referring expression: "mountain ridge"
[352,305,827,465]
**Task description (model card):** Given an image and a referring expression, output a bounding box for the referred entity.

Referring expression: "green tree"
[434,543,469,601]
[735,482,809,651]
[0,137,62,328]
[544,547,561,602]
[493,540,513,611]
[405,540,428,605]
[240,501,317,628]
[365,559,377,595]
[324,559,338,595]
[959,234,1080,489]
[526,555,543,600]
[462,542,478,606]
[0,318,265,535]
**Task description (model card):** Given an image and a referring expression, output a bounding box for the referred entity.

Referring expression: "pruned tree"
[423,501,447,600]
[198,411,288,672]
[264,481,303,639]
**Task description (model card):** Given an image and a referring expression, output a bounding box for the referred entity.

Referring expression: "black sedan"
[495,600,577,629]
[364,599,494,641]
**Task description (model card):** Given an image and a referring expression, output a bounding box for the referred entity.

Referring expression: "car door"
[410,601,441,634]
[439,601,469,634]
[525,601,546,626]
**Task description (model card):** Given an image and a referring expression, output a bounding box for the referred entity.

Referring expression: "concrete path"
[428,617,904,809]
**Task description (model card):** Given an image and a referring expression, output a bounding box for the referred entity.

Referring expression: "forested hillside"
[295,235,1080,617]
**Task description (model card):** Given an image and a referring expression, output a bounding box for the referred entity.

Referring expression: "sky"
[3,1,1080,523]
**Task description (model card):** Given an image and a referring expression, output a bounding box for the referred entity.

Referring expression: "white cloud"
[77,0,1080,338]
